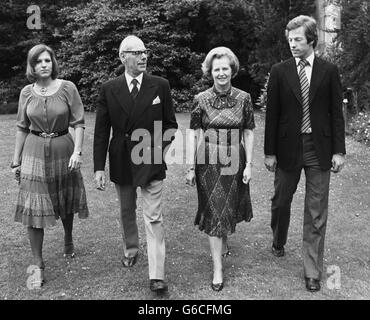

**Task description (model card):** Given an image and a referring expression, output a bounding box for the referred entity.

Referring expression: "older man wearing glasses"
[93,35,178,293]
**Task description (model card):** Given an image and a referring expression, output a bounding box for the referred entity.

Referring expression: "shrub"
[0,102,18,114]
[335,0,370,112]
[56,0,204,111]
[348,111,370,146]
[255,73,269,111]
[171,89,193,113]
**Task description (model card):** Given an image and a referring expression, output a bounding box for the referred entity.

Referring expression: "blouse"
[16,80,85,133]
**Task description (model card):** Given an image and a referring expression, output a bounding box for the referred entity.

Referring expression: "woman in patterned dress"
[11,44,89,288]
[186,47,255,291]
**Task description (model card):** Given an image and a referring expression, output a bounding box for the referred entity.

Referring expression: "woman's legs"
[27,227,44,267]
[62,214,74,256]
[27,226,45,287]
[222,235,231,256]
[208,236,223,284]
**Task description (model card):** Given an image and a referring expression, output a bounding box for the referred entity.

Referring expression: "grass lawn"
[1,111,370,300]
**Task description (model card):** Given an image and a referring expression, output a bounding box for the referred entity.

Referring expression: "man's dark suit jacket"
[264,56,345,171]
[93,72,178,187]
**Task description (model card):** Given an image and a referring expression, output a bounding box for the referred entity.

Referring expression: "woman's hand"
[186,168,196,186]
[68,152,82,170]
[242,162,252,184]
[11,165,21,184]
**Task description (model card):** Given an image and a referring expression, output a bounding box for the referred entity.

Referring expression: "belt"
[30,129,69,138]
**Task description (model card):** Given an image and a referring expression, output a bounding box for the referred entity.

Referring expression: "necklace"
[35,82,50,96]
[39,87,48,95]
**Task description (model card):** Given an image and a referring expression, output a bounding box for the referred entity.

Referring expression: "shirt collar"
[295,52,315,67]
[125,71,143,87]
[212,85,232,97]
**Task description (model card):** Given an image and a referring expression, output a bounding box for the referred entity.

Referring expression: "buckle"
[40,132,58,138]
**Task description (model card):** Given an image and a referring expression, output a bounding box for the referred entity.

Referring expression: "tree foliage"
[335,0,370,111]
[57,0,206,109]
[0,0,328,111]
[248,0,316,85]
[170,0,259,101]
[0,0,88,101]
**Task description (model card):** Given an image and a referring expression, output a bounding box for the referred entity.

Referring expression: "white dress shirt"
[295,52,315,86]
[125,71,143,92]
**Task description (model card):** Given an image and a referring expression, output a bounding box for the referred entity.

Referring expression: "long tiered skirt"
[14,133,89,228]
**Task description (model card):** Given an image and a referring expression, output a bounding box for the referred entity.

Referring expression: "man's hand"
[95,170,106,190]
[242,163,252,184]
[331,154,345,173]
[264,155,277,172]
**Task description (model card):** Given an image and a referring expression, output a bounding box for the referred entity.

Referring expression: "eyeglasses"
[121,50,151,56]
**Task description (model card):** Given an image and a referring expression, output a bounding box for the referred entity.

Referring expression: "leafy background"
[0,0,369,144]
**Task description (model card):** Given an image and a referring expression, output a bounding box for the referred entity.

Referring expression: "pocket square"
[152,96,161,104]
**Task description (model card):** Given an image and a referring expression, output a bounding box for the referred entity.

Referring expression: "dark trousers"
[271,134,331,279]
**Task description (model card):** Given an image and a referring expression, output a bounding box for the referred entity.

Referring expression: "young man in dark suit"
[93,35,178,293]
[264,15,345,292]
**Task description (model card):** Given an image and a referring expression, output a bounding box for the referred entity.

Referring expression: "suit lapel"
[309,57,326,104]
[127,73,157,131]
[112,74,134,115]
[285,58,302,105]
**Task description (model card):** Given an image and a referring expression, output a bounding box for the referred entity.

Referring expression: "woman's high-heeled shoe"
[222,244,231,258]
[222,250,231,257]
[63,243,75,258]
[211,282,224,292]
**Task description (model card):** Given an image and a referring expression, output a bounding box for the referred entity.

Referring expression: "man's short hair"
[285,15,318,48]
[26,44,59,82]
[201,46,239,79]
[118,35,143,57]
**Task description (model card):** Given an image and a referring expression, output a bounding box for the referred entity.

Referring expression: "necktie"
[131,78,139,100]
[298,59,311,133]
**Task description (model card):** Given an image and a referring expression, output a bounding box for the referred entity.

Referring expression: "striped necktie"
[298,59,311,133]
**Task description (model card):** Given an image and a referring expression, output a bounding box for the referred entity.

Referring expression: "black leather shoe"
[63,243,75,258]
[271,245,285,257]
[305,278,321,292]
[150,279,168,292]
[121,254,138,268]
[211,282,224,292]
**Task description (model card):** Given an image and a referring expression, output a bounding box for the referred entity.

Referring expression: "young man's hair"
[285,15,318,48]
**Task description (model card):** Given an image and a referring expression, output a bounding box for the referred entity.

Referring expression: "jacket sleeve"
[264,65,280,156]
[330,64,346,155]
[93,83,111,172]
[161,79,178,152]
